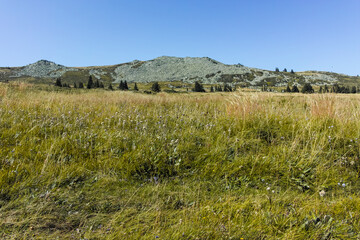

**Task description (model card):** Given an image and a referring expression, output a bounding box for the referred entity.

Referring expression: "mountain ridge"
[0,57,359,87]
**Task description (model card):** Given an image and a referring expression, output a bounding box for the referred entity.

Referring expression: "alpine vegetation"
[1,82,360,239]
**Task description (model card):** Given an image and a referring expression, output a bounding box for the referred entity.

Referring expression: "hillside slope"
[0,57,359,87]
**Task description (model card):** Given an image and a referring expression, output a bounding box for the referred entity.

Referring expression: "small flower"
[319,190,326,197]
[266,187,271,191]
[342,183,346,188]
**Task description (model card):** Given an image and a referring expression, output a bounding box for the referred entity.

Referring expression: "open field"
[1,83,360,239]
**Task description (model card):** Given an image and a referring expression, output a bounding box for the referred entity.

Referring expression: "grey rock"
[12,60,74,78]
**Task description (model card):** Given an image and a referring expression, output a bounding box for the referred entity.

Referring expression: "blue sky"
[1,0,359,75]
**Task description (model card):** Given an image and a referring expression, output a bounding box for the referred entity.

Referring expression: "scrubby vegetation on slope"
[1,83,360,239]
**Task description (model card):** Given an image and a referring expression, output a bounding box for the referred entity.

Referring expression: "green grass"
[1,83,360,239]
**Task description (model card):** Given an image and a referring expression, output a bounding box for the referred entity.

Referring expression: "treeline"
[56,77,359,94]
[54,78,236,93]
[55,76,139,91]
[282,83,360,94]
[55,76,105,89]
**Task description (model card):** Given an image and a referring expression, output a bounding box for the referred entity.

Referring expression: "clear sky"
[1,0,359,75]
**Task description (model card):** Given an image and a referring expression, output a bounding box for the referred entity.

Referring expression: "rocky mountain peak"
[13,60,67,78]
[31,60,64,68]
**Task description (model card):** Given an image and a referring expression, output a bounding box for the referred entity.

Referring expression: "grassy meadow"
[1,82,360,239]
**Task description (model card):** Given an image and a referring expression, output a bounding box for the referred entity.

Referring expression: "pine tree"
[285,85,291,92]
[324,85,329,93]
[134,83,139,91]
[210,86,214,92]
[55,78,62,87]
[119,81,124,90]
[78,82,84,88]
[275,67,280,72]
[73,82,77,88]
[87,76,94,89]
[99,82,104,88]
[94,80,100,88]
[319,86,323,93]
[332,83,340,93]
[151,82,161,92]
[351,86,357,94]
[291,85,299,93]
[291,69,295,74]
[194,81,205,92]
[283,68,287,72]
[124,81,129,90]
[108,84,113,90]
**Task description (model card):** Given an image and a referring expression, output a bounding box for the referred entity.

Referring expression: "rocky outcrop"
[12,60,75,78]
[112,56,253,84]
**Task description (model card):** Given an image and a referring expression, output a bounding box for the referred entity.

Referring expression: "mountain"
[0,57,359,87]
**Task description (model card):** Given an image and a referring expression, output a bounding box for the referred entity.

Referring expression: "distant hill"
[0,57,359,87]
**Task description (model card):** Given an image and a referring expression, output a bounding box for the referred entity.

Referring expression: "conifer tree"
[124,81,129,90]
[108,84,113,90]
[324,85,329,93]
[119,81,124,90]
[210,86,214,92]
[73,82,77,88]
[87,76,94,89]
[319,86,323,93]
[351,86,357,94]
[134,83,139,91]
[151,82,161,92]
[332,83,340,93]
[285,85,291,92]
[291,85,299,93]
[55,78,62,87]
[94,80,100,88]
[291,69,295,74]
[99,82,104,88]
[194,81,205,92]
[283,68,287,72]
[78,82,84,88]
[301,83,314,93]
[275,67,280,72]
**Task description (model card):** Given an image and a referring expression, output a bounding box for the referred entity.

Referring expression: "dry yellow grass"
[1,84,360,239]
